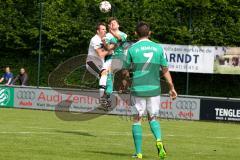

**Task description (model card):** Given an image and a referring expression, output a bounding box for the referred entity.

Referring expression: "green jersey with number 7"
[126,39,168,97]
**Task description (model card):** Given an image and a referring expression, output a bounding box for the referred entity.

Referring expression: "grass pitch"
[0,108,239,160]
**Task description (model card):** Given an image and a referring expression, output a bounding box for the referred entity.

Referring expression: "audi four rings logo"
[17,91,36,100]
[175,100,198,110]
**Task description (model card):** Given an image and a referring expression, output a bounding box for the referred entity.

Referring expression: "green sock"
[106,73,113,95]
[149,120,162,141]
[132,123,142,154]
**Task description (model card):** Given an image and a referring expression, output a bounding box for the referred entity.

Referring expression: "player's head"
[136,21,150,38]
[108,17,119,30]
[96,22,106,38]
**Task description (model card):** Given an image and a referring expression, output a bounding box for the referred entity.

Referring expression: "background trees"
[0,0,240,97]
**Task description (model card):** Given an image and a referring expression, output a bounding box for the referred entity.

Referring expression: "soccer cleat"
[132,154,137,158]
[106,98,111,108]
[99,95,111,111]
[156,140,167,160]
[132,153,142,159]
[99,96,107,104]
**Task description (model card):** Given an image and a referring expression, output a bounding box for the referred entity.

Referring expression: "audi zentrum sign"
[13,87,200,120]
[16,90,36,100]
[159,97,200,120]
[175,100,198,110]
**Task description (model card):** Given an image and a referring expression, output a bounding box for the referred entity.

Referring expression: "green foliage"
[0,0,240,97]
[0,0,39,50]
[1,0,240,53]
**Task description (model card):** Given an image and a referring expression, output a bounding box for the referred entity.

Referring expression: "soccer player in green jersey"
[101,17,127,106]
[126,22,177,160]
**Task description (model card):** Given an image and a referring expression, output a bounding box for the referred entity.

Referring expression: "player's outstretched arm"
[0,77,4,83]
[162,67,178,100]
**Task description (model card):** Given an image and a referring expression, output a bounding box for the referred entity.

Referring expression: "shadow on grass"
[85,150,150,158]
[85,150,131,157]
[55,130,96,137]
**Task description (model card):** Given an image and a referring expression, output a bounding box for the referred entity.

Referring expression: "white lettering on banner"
[162,44,215,73]
[215,108,240,118]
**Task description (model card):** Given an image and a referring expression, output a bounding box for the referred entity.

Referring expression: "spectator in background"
[12,68,28,86]
[118,69,131,93]
[121,69,130,79]
[118,79,130,93]
[0,67,13,85]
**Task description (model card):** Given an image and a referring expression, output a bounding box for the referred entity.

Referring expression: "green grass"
[0,108,239,160]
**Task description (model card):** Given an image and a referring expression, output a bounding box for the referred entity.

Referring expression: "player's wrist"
[116,35,122,41]
[168,82,174,90]
[108,50,113,55]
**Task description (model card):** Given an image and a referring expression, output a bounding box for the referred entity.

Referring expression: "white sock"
[99,74,107,98]
[99,74,107,86]
[99,88,105,98]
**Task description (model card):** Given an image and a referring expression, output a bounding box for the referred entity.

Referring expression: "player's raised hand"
[101,37,109,51]
[169,88,177,100]
[101,37,107,44]
[109,29,122,41]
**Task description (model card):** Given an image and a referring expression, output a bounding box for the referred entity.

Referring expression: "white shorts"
[86,63,101,79]
[86,56,104,79]
[131,95,160,117]
[102,57,123,73]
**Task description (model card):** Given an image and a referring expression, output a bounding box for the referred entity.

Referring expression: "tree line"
[0,0,240,97]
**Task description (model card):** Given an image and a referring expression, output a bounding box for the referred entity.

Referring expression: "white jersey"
[87,34,104,62]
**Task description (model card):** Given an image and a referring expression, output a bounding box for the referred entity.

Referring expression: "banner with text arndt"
[162,44,240,74]
[162,44,215,73]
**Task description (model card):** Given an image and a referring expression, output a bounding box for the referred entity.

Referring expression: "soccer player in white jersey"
[126,22,177,159]
[86,22,112,105]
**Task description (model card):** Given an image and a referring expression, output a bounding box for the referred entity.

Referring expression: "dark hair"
[136,21,150,38]
[108,17,119,24]
[96,22,106,31]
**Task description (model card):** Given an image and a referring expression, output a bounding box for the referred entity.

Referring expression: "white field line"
[0,129,239,140]
[0,131,57,135]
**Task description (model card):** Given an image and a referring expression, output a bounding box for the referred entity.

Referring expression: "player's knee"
[99,69,108,76]
[148,115,157,122]
[133,114,142,123]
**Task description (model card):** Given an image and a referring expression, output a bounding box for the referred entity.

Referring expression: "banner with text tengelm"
[162,44,215,73]
[14,87,200,120]
[200,99,240,122]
